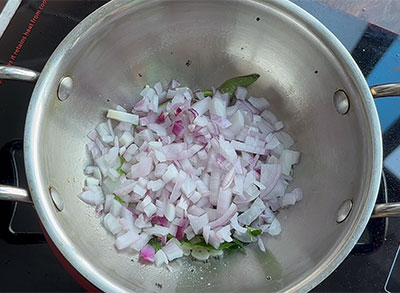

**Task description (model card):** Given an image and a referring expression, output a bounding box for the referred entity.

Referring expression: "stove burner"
[384,243,400,292]
[0,140,45,244]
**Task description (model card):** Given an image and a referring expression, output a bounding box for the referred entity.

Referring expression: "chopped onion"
[210,114,232,129]
[209,203,237,229]
[188,213,209,234]
[209,98,226,118]
[131,233,151,251]
[237,198,265,226]
[140,244,155,262]
[281,188,303,208]
[228,110,244,135]
[172,120,184,136]
[80,78,303,267]
[248,96,270,110]
[216,188,232,216]
[216,225,233,242]
[257,236,266,252]
[115,230,139,250]
[279,150,300,176]
[79,185,104,206]
[155,250,169,267]
[235,87,247,100]
[144,225,170,236]
[107,109,139,125]
[162,242,183,261]
[103,213,121,235]
[230,212,247,234]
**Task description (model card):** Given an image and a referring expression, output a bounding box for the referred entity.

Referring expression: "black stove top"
[0,0,399,291]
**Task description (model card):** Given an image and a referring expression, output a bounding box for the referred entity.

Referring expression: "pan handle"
[0,185,32,204]
[370,83,400,98]
[371,203,400,218]
[369,82,400,217]
[0,140,33,204]
[0,66,38,203]
[0,65,39,81]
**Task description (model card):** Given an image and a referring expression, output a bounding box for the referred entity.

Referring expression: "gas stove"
[0,1,399,291]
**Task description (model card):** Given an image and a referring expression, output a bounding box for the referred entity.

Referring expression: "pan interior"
[25,0,380,292]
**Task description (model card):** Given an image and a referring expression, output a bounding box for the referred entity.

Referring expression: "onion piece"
[131,233,151,251]
[257,236,266,252]
[169,170,186,203]
[267,218,281,236]
[208,230,224,249]
[275,131,294,149]
[235,87,247,100]
[172,120,184,136]
[79,185,104,206]
[144,225,170,236]
[248,96,270,110]
[107,110,139,125]
[140,244,155,262]
[210,114,232,129]
[130,156,153,179]
[115,230,140,250]
[193,115,208,127]
[228,110,244,135]
[162,242,183,261]
[147,123,167,137]
[103,213,121,235]
[209,98,226,118]
[181,177,196,197]
[209,203,237,229]
[155,250,169,267]
[189,191,201,204]
[165,203,176,222]
[188,213,209,234]
[260,164,282,195]
[279,150,300,176]
[230,212,247,233]
[216,188,232,216]
[110,199,123,217]
[221,169,235,190]
[237,198,266,226]
[280,188,303,208]
[147,179,165,192]
[188,205,205,216]
[191,97,211,116]
[274,121,285,131]
[216,225,233,242]
[209,168,221,205]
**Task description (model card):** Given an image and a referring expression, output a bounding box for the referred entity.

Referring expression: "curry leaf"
[117,168,126,175]
[148,238,162,252]
[219,73,260,97]
[113,193,125,204]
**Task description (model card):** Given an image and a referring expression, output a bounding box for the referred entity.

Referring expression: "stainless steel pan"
[1,0,400,291]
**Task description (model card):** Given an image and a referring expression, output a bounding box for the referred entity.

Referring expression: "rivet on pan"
[49,187,64,211]
[336,199,353,223]
[57,76,73,101]
[333,89,350,115]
